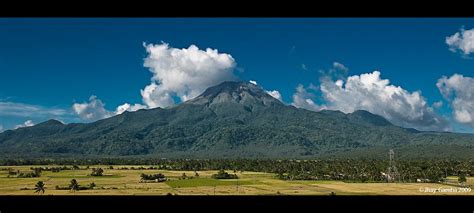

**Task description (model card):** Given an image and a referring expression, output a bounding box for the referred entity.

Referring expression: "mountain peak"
[185,81,283,107]
[348,110,392,126]
[34,119,64,128]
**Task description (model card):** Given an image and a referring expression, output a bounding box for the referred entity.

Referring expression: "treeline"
[1,158,472,183]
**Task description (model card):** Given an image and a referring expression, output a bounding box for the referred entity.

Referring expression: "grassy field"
[0,165,472,195]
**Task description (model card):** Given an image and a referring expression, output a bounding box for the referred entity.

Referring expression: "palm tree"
[458,173,467,186]
[69,179,79,193]
[34,181,45,194]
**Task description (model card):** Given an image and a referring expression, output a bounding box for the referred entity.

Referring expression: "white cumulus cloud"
[266,90,283,102]
[15,120,34,129]
[72,96,114,122]
[446,28,474,57]
[437,74,474,127]
[115,103,147,115]
[71,42,239,121]
[72,96,148,122]
[141,42,237,108]
[292,68,450,131]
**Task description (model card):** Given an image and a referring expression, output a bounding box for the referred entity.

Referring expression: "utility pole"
[236,181,239,194]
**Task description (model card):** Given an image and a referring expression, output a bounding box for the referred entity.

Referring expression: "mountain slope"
[1,81,473,159]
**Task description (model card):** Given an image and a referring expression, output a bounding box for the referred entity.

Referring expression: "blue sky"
[1,18,474,133]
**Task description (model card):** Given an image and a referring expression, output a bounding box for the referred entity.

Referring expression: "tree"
[90,168,104,176]
[69,179,79,192]
[458,173,467,186]
[32,168,42,177]
[89,182,96,189]
[34,181,45,194]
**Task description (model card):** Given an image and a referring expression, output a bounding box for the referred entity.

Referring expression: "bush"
[211,169,238,179]
[17,168,41,178]
[140,173,166,182]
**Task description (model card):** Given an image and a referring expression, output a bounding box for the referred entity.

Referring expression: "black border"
[0,195,473,213]
[2,1,474,17]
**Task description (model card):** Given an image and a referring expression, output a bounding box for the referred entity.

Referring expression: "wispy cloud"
[289,45,296,55]
[301,64,308,71]
[0,102,67,117]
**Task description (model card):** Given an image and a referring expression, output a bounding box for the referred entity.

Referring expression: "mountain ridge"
[0,81,473,159]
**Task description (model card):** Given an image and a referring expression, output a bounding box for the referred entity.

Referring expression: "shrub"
[140,173,166,182]
[211,169,238,179]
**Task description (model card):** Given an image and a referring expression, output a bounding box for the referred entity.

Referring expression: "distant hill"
[1,81,473,159]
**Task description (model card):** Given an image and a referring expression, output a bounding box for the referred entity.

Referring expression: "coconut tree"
[34,181,45,194]
[69,179,79,193]
[458,173,467,186]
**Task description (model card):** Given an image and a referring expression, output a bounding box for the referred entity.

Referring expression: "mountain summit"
[0,81,473,159]
[186,81,283,107]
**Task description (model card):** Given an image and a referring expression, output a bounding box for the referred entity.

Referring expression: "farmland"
[0,165,472,195]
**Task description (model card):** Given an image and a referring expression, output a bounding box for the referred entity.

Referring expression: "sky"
[1,18,474,133]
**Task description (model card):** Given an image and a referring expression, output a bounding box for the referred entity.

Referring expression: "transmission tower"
[386,149,401,183]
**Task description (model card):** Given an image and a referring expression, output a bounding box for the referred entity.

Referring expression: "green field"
[0,165,472,195]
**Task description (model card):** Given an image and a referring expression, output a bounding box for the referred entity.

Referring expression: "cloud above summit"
[72,43,238,122]
[141,42,237,108]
